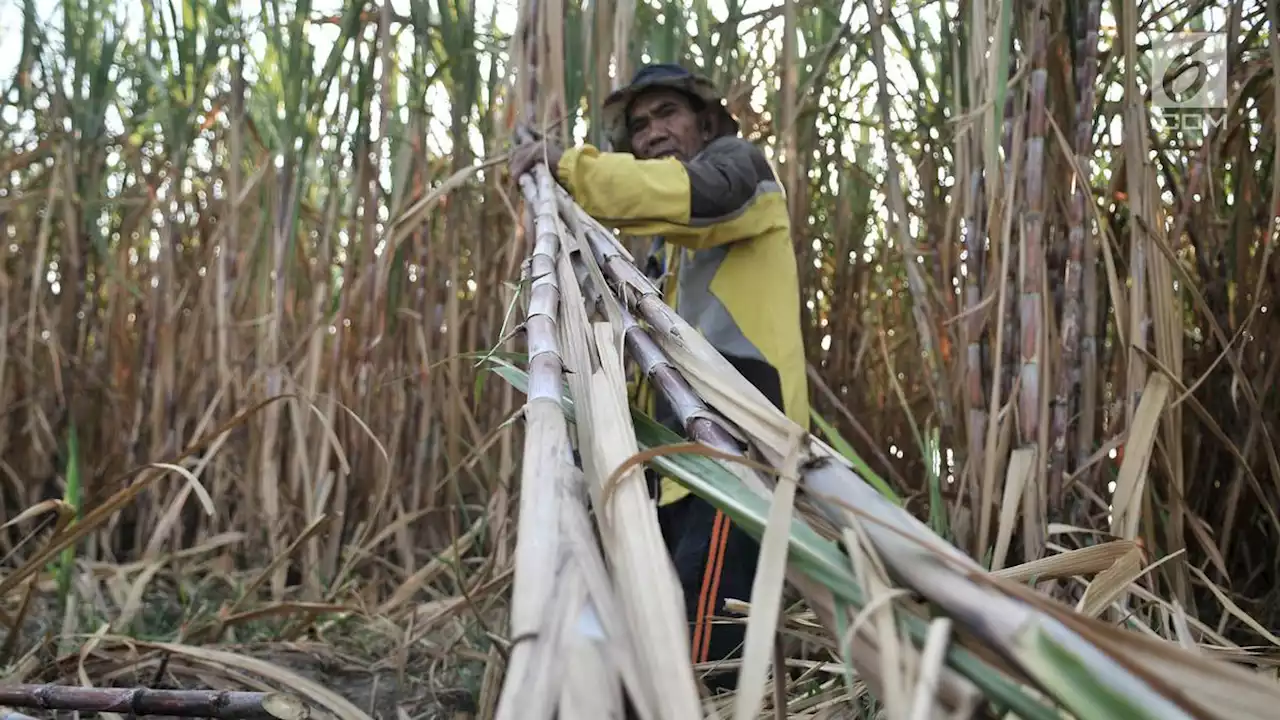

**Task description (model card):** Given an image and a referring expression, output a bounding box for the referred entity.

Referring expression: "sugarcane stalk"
[797,459,1193,720]
[496,154,578,718]
[1121,0,1150,436]
[999,52,1022,418]
[1052,0,1101,520]
[1018,3,1049,445]
[961,0,991,534]
[505,1,561,705]
[1017,3,1050,560]
[1074,41,1103,506]
[617,307,742,457]
[551,224,698,718]
[0,685,307,720]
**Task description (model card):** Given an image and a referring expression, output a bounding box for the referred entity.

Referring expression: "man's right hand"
[509,139,564,183]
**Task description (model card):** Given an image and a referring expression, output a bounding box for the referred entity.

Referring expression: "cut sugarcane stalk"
[0,685,307,720]
[497,161,634,720]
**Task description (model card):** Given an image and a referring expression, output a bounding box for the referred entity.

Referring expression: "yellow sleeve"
[555,137,784,250]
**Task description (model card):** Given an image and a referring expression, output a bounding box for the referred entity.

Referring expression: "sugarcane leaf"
[1021,626,1160,720]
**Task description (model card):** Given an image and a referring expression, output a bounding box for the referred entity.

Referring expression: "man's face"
[626,88,707,161]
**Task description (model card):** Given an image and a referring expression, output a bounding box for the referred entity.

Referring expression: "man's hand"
[509,138,564,183]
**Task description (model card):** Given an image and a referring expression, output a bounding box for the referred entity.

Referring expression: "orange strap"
[690,509,731,663]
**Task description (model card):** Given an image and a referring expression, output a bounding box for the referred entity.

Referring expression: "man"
[509,63,810,693]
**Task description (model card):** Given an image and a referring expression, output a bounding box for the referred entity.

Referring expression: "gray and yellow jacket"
[557,135,810,505]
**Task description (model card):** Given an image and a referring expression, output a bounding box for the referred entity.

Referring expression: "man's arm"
[555,136,787,250]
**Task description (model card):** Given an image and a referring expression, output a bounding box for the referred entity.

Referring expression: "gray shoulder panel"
[684,137,782,222]
[675,245,768,364]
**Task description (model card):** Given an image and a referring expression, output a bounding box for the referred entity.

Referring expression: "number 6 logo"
[1151,32,1228,110]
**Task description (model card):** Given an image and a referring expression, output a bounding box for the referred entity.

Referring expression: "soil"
[1,640,480,720]
[1,592,484,720]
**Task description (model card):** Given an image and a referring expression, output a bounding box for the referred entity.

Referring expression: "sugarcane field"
[4,0,1280,717]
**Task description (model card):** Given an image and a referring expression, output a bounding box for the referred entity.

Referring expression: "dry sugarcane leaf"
[558,456,650,717]
[992,447,1035,571]
[1076,545,1147,618]
[114,561,165,631]
[559,201,626,337]
[843,523,914,720]
[378,518,484,615]
[530,565,587,720]
[557,286,701,718]
[499,399,576,717]
[586,321,703,719]
[555,577,623,720]
[555,233,682,717]
[1076,548,1188,625]
[2,499,75,533]
[1169,601,1199,653]
[562,470,652,720]
[790,569,980,716]
[1187,564,1280,648]
[993,540,1141,584]
[908,619,960,720]
[504,520,607,720]
[730,430,804,720]
[1110,373,1172,540]
[559,604,623,720]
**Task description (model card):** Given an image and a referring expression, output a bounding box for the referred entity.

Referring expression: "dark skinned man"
[509,63,810,695]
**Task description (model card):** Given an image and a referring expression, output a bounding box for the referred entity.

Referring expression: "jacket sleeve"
[555,136,785,250]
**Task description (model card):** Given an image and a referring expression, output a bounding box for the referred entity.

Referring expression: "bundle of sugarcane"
[496,0,1280,717]
[494,149,665,720]
[493,162,1280,720]
[495,0,704,713]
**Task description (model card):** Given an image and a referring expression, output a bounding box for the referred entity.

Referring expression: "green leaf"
[56,421,81,603]
[1021,625,1161,720]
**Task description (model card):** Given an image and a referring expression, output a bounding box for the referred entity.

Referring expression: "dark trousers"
[646,354,786,695]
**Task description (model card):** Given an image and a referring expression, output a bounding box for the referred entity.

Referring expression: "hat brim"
[601,74,739,154]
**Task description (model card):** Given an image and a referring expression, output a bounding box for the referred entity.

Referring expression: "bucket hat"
[601,63,739,153]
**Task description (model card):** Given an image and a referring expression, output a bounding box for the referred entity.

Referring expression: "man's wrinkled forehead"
[626,87,697,125]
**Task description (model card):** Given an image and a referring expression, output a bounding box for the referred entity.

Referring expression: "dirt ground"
[1,591,486,720]
[1,639,481,720]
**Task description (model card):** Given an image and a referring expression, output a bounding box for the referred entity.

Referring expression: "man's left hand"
[509,139,564,183]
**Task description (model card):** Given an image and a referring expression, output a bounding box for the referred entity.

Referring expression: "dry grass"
[2,0,1280,717]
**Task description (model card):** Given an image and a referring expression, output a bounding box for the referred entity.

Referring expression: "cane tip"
[262,692,311,720]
